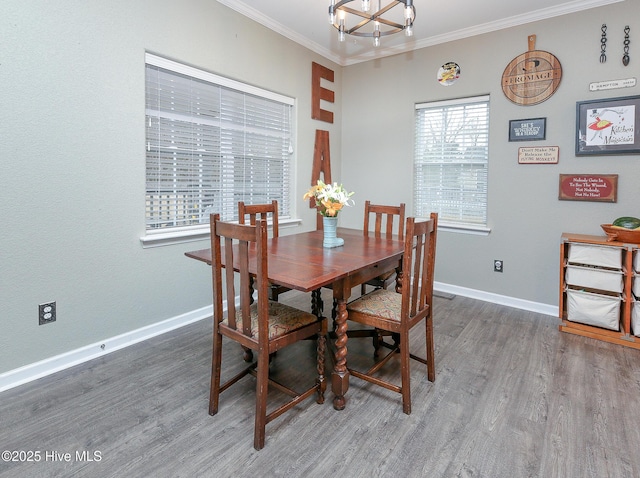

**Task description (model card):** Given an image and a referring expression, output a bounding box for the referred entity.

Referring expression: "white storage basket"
[565,264,624,293]
[567,243,622,269]
[566,288,621,331]
[633,300,640,337]
[634,274,640,298]
[634,251,640,273]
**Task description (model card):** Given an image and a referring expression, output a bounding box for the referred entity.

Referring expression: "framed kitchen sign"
[575,95,640,155]
[509,117,546,141]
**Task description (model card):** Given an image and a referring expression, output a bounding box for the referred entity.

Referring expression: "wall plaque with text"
[518,146,559,164]
[558,174,618,202]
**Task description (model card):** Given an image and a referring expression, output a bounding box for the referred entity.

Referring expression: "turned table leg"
[332,297,349,410]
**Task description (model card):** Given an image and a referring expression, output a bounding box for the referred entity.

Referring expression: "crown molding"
[218,0,624,66]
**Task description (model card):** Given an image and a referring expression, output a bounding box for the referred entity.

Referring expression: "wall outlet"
[494,260,503,273]
[39,301,56,325]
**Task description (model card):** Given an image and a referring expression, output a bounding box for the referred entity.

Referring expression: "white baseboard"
[0,305,212,394]
[0,285,557,394]
[435,281,558,317]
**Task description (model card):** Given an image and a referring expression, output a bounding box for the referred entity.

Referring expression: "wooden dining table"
[185,227,404,410]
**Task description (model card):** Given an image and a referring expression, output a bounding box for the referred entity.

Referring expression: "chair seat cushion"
[347,289,402,322]
[224,301,319,339]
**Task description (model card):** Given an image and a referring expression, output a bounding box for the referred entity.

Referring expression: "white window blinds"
[414,96,490,228]
[145,53,294,231]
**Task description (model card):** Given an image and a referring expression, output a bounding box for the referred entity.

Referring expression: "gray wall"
[1,0,638,377]
[0,0,341,374]
[338,1,639,306]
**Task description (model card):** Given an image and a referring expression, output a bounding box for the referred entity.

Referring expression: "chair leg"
[426,315,435,382]
[400,328,411,415]
[209,329,223,416]
[254,346,270,450]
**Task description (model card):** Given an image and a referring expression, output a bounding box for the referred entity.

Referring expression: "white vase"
[322,216,344,248]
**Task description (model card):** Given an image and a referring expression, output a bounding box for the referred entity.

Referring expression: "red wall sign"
[559,174,618,202]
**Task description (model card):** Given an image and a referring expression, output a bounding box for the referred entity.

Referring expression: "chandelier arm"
[346,18,374,34]
[374,18,405,29]
[372,1,401,17]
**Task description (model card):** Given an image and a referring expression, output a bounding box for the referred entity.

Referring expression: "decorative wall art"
[509,117,546,141]
[501,35,562,106]
[518,146,559,164]
[575,95,640,155]
[559,174,618,202]
[437,62,460,86]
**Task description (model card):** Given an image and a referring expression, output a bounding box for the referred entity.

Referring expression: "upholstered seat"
[225,301,321,340]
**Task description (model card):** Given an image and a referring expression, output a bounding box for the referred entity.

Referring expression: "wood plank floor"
[2,292,640,477]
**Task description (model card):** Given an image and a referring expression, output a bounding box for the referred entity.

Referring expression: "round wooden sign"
[501,35,562,106]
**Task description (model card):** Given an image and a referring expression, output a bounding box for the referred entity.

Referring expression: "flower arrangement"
[303,179,355,217]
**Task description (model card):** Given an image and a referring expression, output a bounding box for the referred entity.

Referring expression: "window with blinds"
[414,95,490,228]
[145,53,294,232]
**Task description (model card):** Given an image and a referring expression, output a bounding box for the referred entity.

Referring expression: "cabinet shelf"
[559,232,640,349]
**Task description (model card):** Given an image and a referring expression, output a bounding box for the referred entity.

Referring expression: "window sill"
[435,221,491,236]
[140,218,302,248]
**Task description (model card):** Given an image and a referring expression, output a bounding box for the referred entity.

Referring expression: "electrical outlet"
[494,260,503,273]
[39,301,56,325]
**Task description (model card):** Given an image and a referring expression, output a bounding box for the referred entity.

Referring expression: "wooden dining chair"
[238,200,291,302]
[361,201,406,295]
[208,214,327,450]
[346,213,437,414]
[238,200,279,238]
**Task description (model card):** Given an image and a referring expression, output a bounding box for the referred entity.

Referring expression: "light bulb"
[362,0,370,12]
[405,24,413,37]
[329,4,336,24]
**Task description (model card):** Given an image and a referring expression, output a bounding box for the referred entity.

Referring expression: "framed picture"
[509,117,546,141]
[576,95,640,155]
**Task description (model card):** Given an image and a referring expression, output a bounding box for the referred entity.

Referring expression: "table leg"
[331,296,349,410]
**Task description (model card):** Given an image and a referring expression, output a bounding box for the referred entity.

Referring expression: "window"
[414,95,490,231]
[144,53,294,236]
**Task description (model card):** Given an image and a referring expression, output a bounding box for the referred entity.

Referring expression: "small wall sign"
[518,146,559,164]
[589,78,636,91]
[509,117,546,141]
[558,174,618,202]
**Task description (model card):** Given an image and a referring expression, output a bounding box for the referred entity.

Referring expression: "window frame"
[141,53,296,247]
[414,95,491,235]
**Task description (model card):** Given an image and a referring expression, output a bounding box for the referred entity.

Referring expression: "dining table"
[185,227,405,410]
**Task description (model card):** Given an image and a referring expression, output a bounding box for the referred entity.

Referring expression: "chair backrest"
[363,201,406,240]
[401,213,438,323]
[210,213,270,341]
[238,200,279,238]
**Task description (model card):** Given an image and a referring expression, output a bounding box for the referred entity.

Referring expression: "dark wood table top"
[185,227,404,292]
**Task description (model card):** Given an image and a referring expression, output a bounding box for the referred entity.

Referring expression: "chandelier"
[328,0,416,47]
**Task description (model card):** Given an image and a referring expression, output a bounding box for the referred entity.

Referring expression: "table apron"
[342,256,401,290]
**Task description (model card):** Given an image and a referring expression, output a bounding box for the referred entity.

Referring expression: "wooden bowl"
[600,224,640,243]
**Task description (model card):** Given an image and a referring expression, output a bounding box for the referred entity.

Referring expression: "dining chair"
[208,214,327,450]
[346,213,437,414]
[361,201,406,295]
[238,200,292,303]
